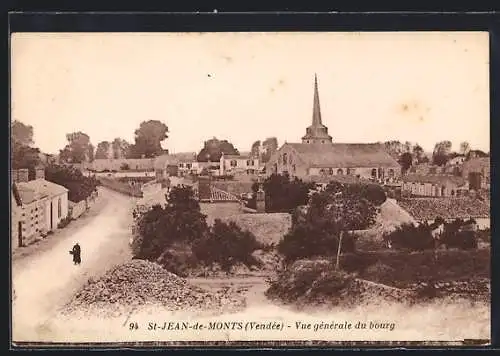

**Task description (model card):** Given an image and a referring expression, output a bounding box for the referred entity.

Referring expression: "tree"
[59,132,95,163]
[459,141,471,156]
[384,140,404,159]
[250,140,261,158]
[95,141,111,159]
[11,120,34,146]
[135,185,209,260]
[111,138,131,159]
[261,173,314,213]
[399,152,413,173]
[412,144,425,163]
[261,137,278,163]
[432,140,452,166]
[196,137,239,162]
[192,219,261,272]
[45,164,99,202]
[466,149,489,160]
[11,120,41,179]
[129,120,169,158]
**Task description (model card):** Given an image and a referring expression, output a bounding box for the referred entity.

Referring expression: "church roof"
[284,142,401,168]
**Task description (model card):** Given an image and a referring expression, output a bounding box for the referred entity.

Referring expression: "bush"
[120,163,130,170]
[45,164,99,203]
[325,181,387,206]
[192,219,262,272]
[384,223,435,251]
[134,186,209,261]
[57,216,72,229]
[262,173,314,213]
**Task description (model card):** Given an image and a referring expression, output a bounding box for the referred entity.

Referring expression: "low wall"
[70,200,87,219]
[99,177,143,197]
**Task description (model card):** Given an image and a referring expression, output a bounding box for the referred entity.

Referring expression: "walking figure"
[70,242,81,265]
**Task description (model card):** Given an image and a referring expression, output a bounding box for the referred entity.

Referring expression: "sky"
[11,32,490,155]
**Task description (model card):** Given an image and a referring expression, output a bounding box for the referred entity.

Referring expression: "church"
[265,75,401,182]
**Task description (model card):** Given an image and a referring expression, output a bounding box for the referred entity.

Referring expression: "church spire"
[301,74,333,144]
[312,73,322,127]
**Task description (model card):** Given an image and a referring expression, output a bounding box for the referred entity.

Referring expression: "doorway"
[50,201,53,230]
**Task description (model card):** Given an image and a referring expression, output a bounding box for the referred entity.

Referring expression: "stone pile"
[64,260,246,316]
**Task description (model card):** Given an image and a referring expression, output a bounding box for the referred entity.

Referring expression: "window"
[283,153,288,165]
[388,169,395,178]
[247,160,254,166]
[329,168,334,175]
[346,168,351,175]
[293,164,296,173]
[230,160,237,167]
[186,163,192,169]
[321,140,325,144]
[371,168,377,178]
[319,169,326,175]
[337,169,343,175]
[179,163,184,168]
[58,198,62,218]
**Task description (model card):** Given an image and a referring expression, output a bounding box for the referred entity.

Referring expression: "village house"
[85,158,156,172]
[462,157,490,190]
[266,75,401,182]
[11,167,69,249]
[401,174,469,197]
[219,152,261,176]
[172,152,202,176]
[154,154,180,181]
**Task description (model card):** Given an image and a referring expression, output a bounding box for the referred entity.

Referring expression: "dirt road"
[12,187,135,342]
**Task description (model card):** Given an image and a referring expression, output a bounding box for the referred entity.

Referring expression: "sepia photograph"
[10,31,490,346]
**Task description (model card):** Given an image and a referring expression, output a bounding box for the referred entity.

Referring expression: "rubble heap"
[64,260,246,317]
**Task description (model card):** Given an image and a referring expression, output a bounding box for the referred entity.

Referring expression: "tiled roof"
[17,179,68,203]
[284,142,401,168]
[170,152,197,163]
[397,197,490,221]
[192,184,241,203]
[308,174,374,185]
[402,174,467,186]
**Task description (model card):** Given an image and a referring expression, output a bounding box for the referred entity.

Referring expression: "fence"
[99,177,143,197]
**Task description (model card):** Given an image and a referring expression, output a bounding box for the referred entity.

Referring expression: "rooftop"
[397,197,490,221]
[283,142,401,168]
[402,174,467,186]
[16,179,68,204]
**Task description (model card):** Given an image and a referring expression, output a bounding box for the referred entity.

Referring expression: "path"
[12,187,135,342]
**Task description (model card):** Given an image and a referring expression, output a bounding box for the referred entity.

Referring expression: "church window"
[337,169,343,175]
[283,153,288,165]
[329,168,333,175]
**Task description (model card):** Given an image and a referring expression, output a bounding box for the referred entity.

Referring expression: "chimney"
[35,167,45,180]
[198,176,211,201]
[18,168,29,183]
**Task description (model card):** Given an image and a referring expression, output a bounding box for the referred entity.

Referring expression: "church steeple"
[302,74,333,144]
[312,73,322,127]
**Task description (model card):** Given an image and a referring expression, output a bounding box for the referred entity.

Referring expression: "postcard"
[10,31,490,347]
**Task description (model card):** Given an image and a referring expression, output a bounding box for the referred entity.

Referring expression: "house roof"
[154,154,180,169]
[171,152,197,163]
[462,157,490,171]
[397,197,490,221]
[402,174,467,186]
[283,142,401,168]
[17,179,68,202]
[192,183,241,202]
[308,174,374,185]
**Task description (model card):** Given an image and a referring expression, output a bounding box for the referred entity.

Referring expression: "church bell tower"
[301,74,333,144]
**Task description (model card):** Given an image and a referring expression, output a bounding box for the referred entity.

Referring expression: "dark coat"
[71,244,81,264]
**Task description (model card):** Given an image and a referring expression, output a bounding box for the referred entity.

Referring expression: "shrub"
[57,216,72,229]
[384,223,435,251]
[45,164,99,203]
[134,186,210,261]
[192,219,262,272]
[120,163,130,170]
[262,173,314,213]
